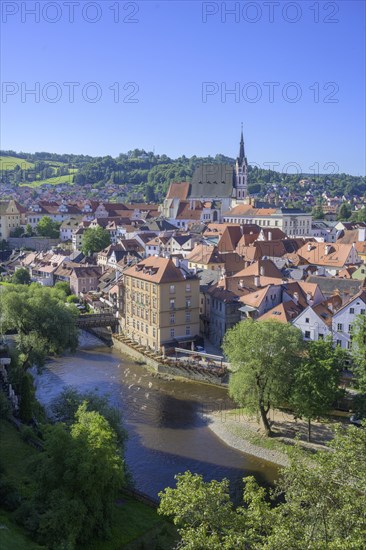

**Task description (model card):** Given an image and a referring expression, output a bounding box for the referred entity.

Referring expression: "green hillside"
[0,156,35,171]
[20,173,75,188]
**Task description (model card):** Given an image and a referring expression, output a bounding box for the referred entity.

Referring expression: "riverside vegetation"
[1,283,365,548]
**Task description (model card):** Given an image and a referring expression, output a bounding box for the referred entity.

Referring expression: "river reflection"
[34,332,279,501]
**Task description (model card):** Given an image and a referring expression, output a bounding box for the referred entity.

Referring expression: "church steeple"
[238,122,245,163]
[234,123,248,202]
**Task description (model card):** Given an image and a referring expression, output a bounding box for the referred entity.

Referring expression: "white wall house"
[332,291,366,350]
[223,207,312,238]
[293,305,332,341]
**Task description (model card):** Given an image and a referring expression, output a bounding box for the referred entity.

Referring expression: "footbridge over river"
[76,311,119,332]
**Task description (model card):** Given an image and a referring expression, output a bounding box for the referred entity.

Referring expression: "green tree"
[32,404,125,548]
[291,338,345,441]
[355,207,366,222]
[36,216,60,238]
[337,202,352,220]
[159,425,366,549]
[145,184,156,202]
[351,313,366,393]
[19,373,33,423]
[0,284,78,368]
[311,204,325,219]
[223,319,304,436]
[25,223,33,236]
[11,268,31,285]
[81,226,111,255]
[54,281,71,296]
[51,386,127,447]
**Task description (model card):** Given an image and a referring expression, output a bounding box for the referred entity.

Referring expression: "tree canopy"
[223,319,304,435]
[36,216,61,238]
[29,404,125,548]
[291,338,346,441]
[81,226,111,255]
[0,284,78,368]
[11,267,31,285]
[159,424,366,549]
[351,313,366,393]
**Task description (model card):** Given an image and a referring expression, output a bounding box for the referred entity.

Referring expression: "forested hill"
[1,149,365,202]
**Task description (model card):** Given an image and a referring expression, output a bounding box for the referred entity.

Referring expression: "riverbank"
[204,408,341,468]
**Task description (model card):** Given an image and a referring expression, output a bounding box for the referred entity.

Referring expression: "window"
[170,314,175,325]
[170,328,175,338]
[348,325,352,334]
[146,325,148,334]
[170,285,175,294]
[186,283,191,292]
[186,299,191,309]
[305,317,310,324]
[347,341,352,350]
[185,311,191,322]
[185,326,191,336]
[170,299,175,310]
[361,309,365,315]
[350,307,355,314]
[336,339,342,347]
[305,331,311,339]
[319,333,324,340]
[337,323,343,331]
[153,313,157,323]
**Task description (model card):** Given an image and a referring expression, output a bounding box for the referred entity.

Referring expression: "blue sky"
[1,0,365,175]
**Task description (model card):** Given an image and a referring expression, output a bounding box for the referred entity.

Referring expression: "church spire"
[238,122,245,163]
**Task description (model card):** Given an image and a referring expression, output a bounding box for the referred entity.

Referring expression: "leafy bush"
[0,474,20,511]
[0,389,11,419]
[66,294,79,304]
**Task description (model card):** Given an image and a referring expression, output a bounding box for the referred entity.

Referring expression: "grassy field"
[0,420,176,549]
[0,421,38,497]
[81,496,176,549]
[20,173,75,188]
[0,156,34,171]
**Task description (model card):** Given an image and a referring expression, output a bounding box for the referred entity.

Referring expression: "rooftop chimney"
[307,243,312,252]
[306,292,313,305]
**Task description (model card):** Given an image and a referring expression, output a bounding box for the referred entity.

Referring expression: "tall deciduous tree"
[11,267,31,285]
[159,426,366,549]
[351,312,366,393]
[0,284,78,368]
[32,404,125,548]
[36,216,60,238]
[291,338,346,441]
[81,226,111,256]
[223,319,304,436]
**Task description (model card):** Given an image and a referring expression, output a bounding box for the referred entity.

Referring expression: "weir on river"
[33,331,279,501]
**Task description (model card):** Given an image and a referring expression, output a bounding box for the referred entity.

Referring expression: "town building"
[0,200,25,240]
[121,257,200,351]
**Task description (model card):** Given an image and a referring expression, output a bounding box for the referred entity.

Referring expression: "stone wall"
[8,237,60,251]
[112,337,228,386]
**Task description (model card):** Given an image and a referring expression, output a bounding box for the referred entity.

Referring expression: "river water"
[33,332,279,501]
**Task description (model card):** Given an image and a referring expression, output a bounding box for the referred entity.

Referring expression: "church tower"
[234,124,248,202]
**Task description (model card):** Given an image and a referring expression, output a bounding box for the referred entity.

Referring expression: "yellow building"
[0,200,24,240]
[121,257,200,350]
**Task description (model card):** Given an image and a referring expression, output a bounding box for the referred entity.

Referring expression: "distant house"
[292,296,342,341]
[69,266,102,295]
[332,288,366,350]
[297,242,361,275]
